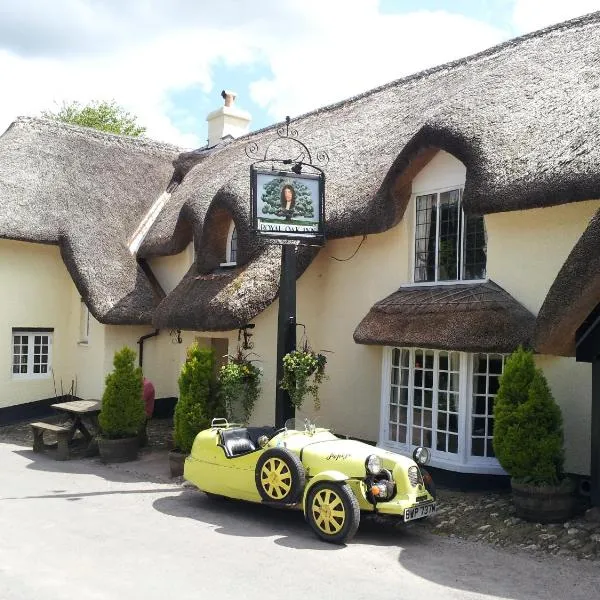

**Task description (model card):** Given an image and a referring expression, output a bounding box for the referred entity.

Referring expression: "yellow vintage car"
[184,418,436,544]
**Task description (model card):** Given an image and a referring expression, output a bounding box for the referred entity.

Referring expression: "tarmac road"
[1,442,598,600]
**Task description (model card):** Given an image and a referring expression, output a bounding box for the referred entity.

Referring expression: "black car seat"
[220,428,256,457]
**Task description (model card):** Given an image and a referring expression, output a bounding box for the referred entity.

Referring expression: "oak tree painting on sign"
[257,173,319,234]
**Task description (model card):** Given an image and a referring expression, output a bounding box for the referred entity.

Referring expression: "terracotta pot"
[169,450,186,478]
[98,436,139,464]
[511,479,576,523]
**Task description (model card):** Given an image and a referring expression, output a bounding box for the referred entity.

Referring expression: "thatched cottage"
[1,13,599,502]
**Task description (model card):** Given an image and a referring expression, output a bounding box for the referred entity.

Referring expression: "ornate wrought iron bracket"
[245,116,329,171]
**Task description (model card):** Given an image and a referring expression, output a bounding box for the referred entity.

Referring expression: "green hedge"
[493,347,565,485]
[99,347,145,439]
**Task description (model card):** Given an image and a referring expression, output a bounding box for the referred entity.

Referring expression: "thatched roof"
[354,281,535,353]
[153,245,318,331]
[140,11,600,266]
[0,117,180,324]
[3,12,600,331]
[535,208,600,356]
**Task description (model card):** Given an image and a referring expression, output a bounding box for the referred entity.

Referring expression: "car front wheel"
[305,481,360,544]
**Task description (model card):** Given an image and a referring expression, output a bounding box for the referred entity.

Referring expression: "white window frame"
[411,185,487,286]
[11,329,53,380]
[379,347,507,475]
[79,299,90,345]
[220,221,237,267]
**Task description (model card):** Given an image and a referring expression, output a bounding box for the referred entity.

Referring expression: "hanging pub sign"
[250,167,325,244]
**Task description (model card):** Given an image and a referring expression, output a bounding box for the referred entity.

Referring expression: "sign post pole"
[275,245,296,428]
[246,117,328,429]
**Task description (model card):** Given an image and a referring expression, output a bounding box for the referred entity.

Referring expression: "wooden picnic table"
[51,399,102,457]
[31,399,102,460]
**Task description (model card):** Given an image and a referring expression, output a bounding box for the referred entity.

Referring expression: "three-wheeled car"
[184,417,436,544]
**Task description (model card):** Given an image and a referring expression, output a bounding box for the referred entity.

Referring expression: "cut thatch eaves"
[152,245,318,331]
[3,13,600,331]
[535,208,600,356]
[140,11,600,266]
[0,117,181,324]
[354,281,535,353]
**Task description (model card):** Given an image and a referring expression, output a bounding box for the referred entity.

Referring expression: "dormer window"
[220,221,237,267]
[414,188,486,283]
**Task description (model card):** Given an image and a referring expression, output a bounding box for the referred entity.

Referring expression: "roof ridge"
[7,116,184,155]
[241,11,600,142]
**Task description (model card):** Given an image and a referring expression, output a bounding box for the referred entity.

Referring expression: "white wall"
[0,240,102,407]
[147,242,194,294]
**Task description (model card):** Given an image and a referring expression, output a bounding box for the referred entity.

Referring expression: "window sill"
[219,262,237,268]
[401,278,489,288]
[78,341,89,346]
[377,441,506,475]
[11,374,52,381]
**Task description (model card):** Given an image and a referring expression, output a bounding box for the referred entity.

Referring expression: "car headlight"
[412,446,431,466]
[366,454,382,475]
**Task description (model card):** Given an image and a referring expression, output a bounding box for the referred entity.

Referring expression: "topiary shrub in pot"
[493,347,575,523]
[98,346,145,463]
[170,344,222,477]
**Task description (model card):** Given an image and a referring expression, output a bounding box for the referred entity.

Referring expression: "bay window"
[382,346,507,473]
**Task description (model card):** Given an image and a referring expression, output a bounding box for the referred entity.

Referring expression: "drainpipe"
[138,329,159,368]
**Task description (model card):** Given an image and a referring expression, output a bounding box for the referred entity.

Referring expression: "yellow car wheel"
[305,482,360,544]
[255,448,305,504]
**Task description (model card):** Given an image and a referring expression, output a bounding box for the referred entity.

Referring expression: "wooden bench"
[31,422,72,461]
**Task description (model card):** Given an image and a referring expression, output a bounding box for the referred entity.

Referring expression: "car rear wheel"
[255,448,305,504]
[305,482,360,544]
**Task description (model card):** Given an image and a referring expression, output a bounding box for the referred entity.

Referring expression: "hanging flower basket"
[218,354,262,424]
[280,348,327,411]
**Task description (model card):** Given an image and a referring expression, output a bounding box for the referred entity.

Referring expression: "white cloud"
[512,0,599,33]
[248,6,508,122]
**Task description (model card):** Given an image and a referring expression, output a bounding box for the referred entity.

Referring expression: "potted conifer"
[98,347,145,463]
[169,344,221,477]
[493,347,575,523]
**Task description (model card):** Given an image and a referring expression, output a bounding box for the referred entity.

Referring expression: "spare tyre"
[255,447,306,504]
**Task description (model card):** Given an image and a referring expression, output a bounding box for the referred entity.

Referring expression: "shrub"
[98,347,145,439]
[493,347,565,485]
[173,344,222,453]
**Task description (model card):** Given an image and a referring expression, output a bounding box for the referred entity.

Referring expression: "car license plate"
[404,503,436,522]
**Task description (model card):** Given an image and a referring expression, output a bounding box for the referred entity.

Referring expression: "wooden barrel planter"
[98,436,139,464]
[169,450,186,478]
[511,479,576,523]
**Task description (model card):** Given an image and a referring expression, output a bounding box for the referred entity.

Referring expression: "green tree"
[173,344,222,453]
[98,347,145,439]
[493,347,565,485]
[42,100,146,136]
[261,177,314,220]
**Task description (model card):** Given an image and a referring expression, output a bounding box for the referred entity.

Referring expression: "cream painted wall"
[486,200,600,316]
[147,242,194,294]
[0,240,105,408]
[485,200,600,475]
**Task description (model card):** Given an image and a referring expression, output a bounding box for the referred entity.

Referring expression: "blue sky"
[0,1,598,147]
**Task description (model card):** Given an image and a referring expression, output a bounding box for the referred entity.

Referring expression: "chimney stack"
[206,90,251,147]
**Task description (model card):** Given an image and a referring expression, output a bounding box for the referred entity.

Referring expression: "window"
[414,188,486,283]
[12,329,53,378]
[220,222,237,266]
[382,347,506,473]
[79,300,90,344]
